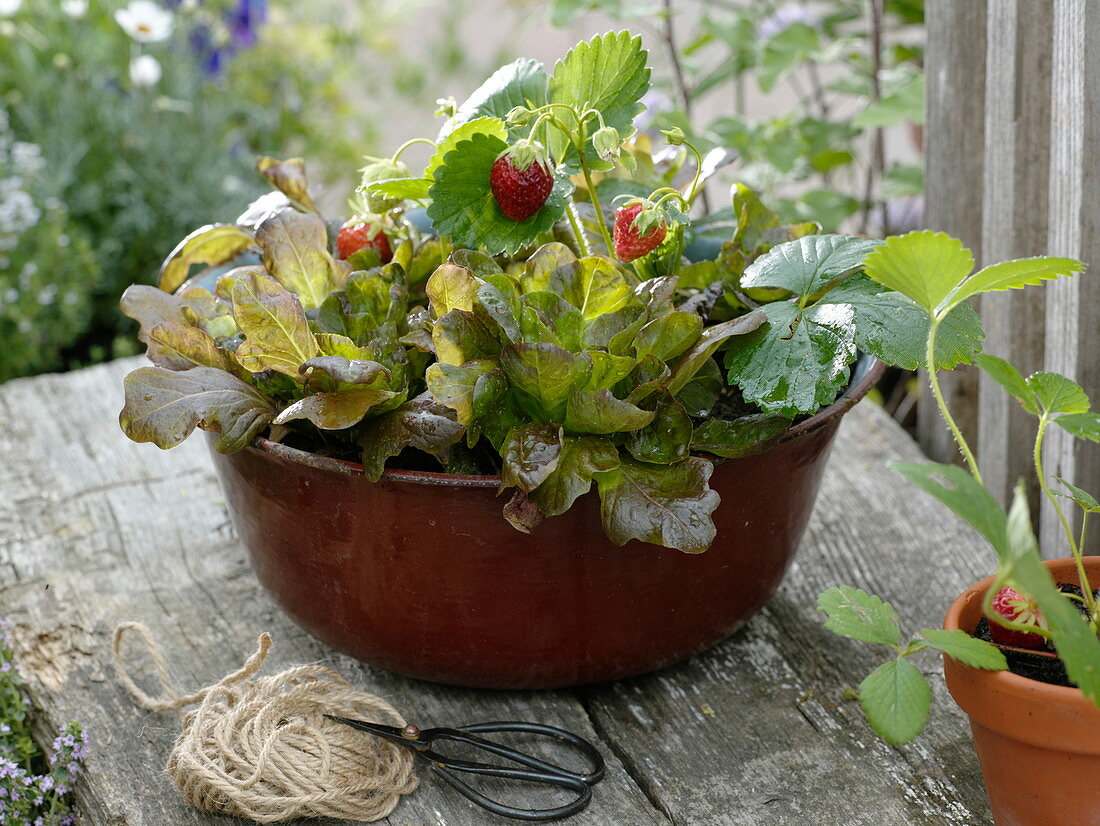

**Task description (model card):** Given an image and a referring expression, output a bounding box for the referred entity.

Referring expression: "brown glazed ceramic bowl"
[208,357,883,688]
[943,557,1100,826]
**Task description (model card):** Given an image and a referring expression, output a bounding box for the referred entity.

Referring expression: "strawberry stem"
[926,314,983,484]
[574,120,615,254]
[391,137,437,165]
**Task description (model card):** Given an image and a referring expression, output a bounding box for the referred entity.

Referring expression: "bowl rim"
[243,355,886,488]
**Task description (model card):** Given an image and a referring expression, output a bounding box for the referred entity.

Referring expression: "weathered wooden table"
[0,357,995,825]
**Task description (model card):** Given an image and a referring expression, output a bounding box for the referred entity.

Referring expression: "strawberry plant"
[818,231,1099,744]
[119,33,964,553]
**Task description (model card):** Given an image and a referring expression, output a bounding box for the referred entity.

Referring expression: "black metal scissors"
[328,716,606,821]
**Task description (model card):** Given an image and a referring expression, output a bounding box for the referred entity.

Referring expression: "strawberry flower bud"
[506,106,534,127]
[434,96,458,119]
[661,126,686,146]
[592,126,622,161]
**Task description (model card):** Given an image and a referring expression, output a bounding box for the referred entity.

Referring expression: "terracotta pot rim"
[943,557,1099,705]
[247,355,885,488]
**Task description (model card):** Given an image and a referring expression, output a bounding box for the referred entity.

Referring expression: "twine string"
[112,622,418,823]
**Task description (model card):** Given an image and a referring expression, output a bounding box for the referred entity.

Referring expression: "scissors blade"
[326,715,429,749]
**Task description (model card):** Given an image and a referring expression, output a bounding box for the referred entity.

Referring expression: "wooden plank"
[921,0,988,468]
[0,358,991,824]
[1044,0,1100,555]
[977,0,1053,512]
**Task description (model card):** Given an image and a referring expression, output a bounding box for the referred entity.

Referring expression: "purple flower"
[226,0,266,49]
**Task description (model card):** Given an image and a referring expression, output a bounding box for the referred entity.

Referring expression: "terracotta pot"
[943,557,1100,826]
[208,357,883,689]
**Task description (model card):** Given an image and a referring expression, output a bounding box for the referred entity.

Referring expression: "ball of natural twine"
[112,623,418,823]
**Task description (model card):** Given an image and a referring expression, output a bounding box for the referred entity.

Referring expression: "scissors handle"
[425,722,605,822]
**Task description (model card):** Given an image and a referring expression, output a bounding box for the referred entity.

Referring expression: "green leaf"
[565,389,654,435]
[974,353,1035,414]
[667,310,767,395]
[120,366,275,453]
[358,392,465,482]
[918,629,1007,671]
[862,231,974,315]
[943,256,1085,314]
[853,71,924,128]
[158,224,256,294]
[521,243,578,293]
[179,287,237,340]
[1026,372,1090,416]
[1053,477,1100,513]
[427,262,482,319]
[231,272,320,378]
[521,292,585,350]
[255,156,320,214]
[273,387,402,430]
[690,413,792,459]
[1055,412,1100,443]
[725,300,856,417]
[427,132,573,256]
[827,276,984,371]
[740,235,882,297]
[858,658,932,745]
[890,461,1008,554]
[361,177,432,203]
[432,309,501,367]
[582,351,637,391]
[425,359,500,425]
[501,342,587,423]
[145,323,225,371]
[634,312,704,363]
[427,117,509,180]
[500,424,563,492]
[1000,485,1100,703]
[440,58,548,139]
[622,389,692,464]
[254,207,341,312]
[546,31,650,166]
[301,355,391,386]
[758,22,819,93]
[530,436,621,516]
[550,256,634,321]
[816,586,901,647]
[594,455,720,553]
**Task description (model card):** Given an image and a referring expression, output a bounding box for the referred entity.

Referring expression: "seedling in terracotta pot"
[118,33,967,556]
[818,230,1100,745]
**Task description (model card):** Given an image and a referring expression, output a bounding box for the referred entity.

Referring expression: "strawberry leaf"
[1053,477,1100,513]
[1055,412,1100,443]
[740,235,882,296]
[427,132,573,256]
[858,658,931,745]
[439,59,548,139]
[1025,372,1090,416]
[861,230,974,315]
[942,256,1084,315]
[918,629,1007,671]
[974,353,1036,414]
[546,31,650,169]
[817,586,901,647]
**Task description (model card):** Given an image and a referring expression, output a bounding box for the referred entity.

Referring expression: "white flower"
[0,0,21,19]
[129,54,162,87]
[60,0,88,19]
[115,1,173,43]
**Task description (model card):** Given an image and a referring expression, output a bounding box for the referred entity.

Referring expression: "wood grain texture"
[0,357,993,824]
[978,0,1053,513]
[921,0,987,469]
[1044,0,1100,555]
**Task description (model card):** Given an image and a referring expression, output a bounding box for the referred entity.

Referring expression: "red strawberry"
[613,202,667,263]
[337,219,393,263]
[490,141,554,222]
[988,586,1047,649]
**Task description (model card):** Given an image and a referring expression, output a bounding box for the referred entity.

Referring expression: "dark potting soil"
[973,584,1100,689]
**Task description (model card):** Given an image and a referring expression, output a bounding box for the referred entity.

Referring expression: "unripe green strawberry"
[357,158,410,213]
